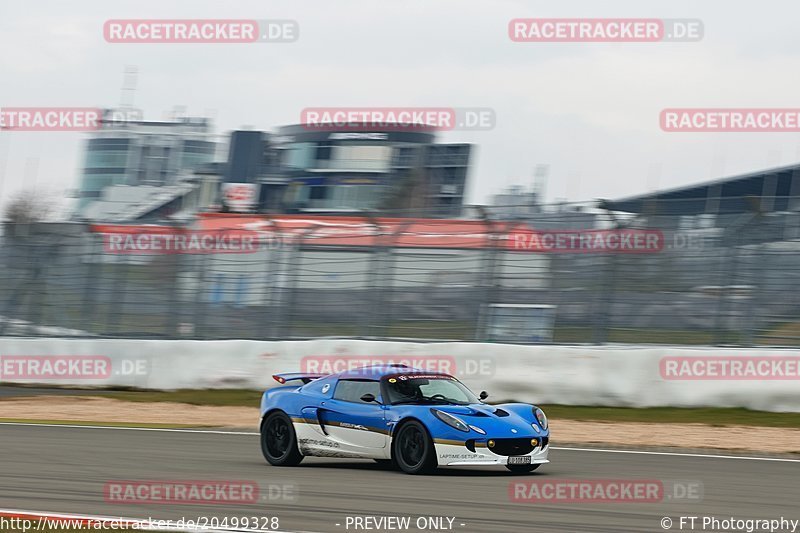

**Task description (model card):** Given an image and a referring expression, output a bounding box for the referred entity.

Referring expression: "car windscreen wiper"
[427,398,465,405]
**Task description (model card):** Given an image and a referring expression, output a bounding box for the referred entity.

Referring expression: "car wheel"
[393,420,437,474]
[505,463,540,473]
[261,411,304,466]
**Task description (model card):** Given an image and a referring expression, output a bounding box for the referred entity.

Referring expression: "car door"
[318,379,388,454]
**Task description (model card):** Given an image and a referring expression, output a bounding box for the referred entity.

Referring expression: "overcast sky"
[2,0,800,210]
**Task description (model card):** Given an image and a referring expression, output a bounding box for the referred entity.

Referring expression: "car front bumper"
[433,438,550,466]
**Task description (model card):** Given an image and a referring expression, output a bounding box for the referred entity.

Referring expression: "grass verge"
[4,387,800,429]
[20,388,800,429]
[107,388,263,407]
[0,418,209,429]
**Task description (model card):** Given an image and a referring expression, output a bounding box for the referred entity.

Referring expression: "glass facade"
[180,140,216,170]
[268,127,471,216]
[78,138,131,203]
[329,184,384,208]
[285,142,315,169]
[328,145,392,172]
[285,180,384,210]
[76,119,216,212]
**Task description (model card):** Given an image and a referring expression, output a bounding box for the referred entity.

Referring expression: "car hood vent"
[437,407,492,417]
[436,406,511,417]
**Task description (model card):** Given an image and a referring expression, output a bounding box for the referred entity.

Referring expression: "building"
[217,130,275,212]
[76,119,473,221]
[272,125,472,216]
[607,162,800,216]
[604,162,800,241]
[491,186,540,218]
[76,114,217,216]
[263,125,472,217]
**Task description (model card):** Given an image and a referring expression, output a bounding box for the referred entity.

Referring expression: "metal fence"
[2,199,800,346]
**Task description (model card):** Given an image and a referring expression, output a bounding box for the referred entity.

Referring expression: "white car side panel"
[294,421,388,459]
[324,422,387,449]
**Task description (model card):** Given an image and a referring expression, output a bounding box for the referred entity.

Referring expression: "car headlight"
[534,407,548,430]
[431,409,469,432]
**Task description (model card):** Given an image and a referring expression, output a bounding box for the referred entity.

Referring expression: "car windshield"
[384,374,479,405]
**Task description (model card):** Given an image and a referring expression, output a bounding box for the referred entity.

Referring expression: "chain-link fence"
[2,199,800,346]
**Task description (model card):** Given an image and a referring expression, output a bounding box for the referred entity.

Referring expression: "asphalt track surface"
[0,424,798,533]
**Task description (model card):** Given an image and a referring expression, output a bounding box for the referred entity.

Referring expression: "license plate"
[508,456,531,465]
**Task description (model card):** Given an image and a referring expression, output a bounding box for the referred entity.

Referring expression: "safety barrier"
[0,338,797,412]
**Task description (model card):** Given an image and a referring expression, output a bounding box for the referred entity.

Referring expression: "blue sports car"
[259,364,550,474]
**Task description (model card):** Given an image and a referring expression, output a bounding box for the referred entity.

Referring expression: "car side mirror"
[360,393,378,403]
[479,391,489,401]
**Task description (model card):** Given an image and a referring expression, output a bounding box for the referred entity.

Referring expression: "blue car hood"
[433,404,501,416]
[431,403,544,436]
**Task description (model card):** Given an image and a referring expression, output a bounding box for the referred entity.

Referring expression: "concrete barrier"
[1,338,798,412]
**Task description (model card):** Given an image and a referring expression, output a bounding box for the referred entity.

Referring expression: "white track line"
[0,422,256,435]
[2,421,799,463]
[550,446,800,463]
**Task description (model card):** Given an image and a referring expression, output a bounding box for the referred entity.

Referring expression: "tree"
[3,189,55,224]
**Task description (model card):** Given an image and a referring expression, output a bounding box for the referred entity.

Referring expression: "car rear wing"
[272,372,326,385]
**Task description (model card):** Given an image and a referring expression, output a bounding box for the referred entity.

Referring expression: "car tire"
[393,420,438,475]
[261,411,304,466]
[505,463,540,473]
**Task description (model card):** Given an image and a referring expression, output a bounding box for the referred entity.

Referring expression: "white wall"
[0,338,797,412]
